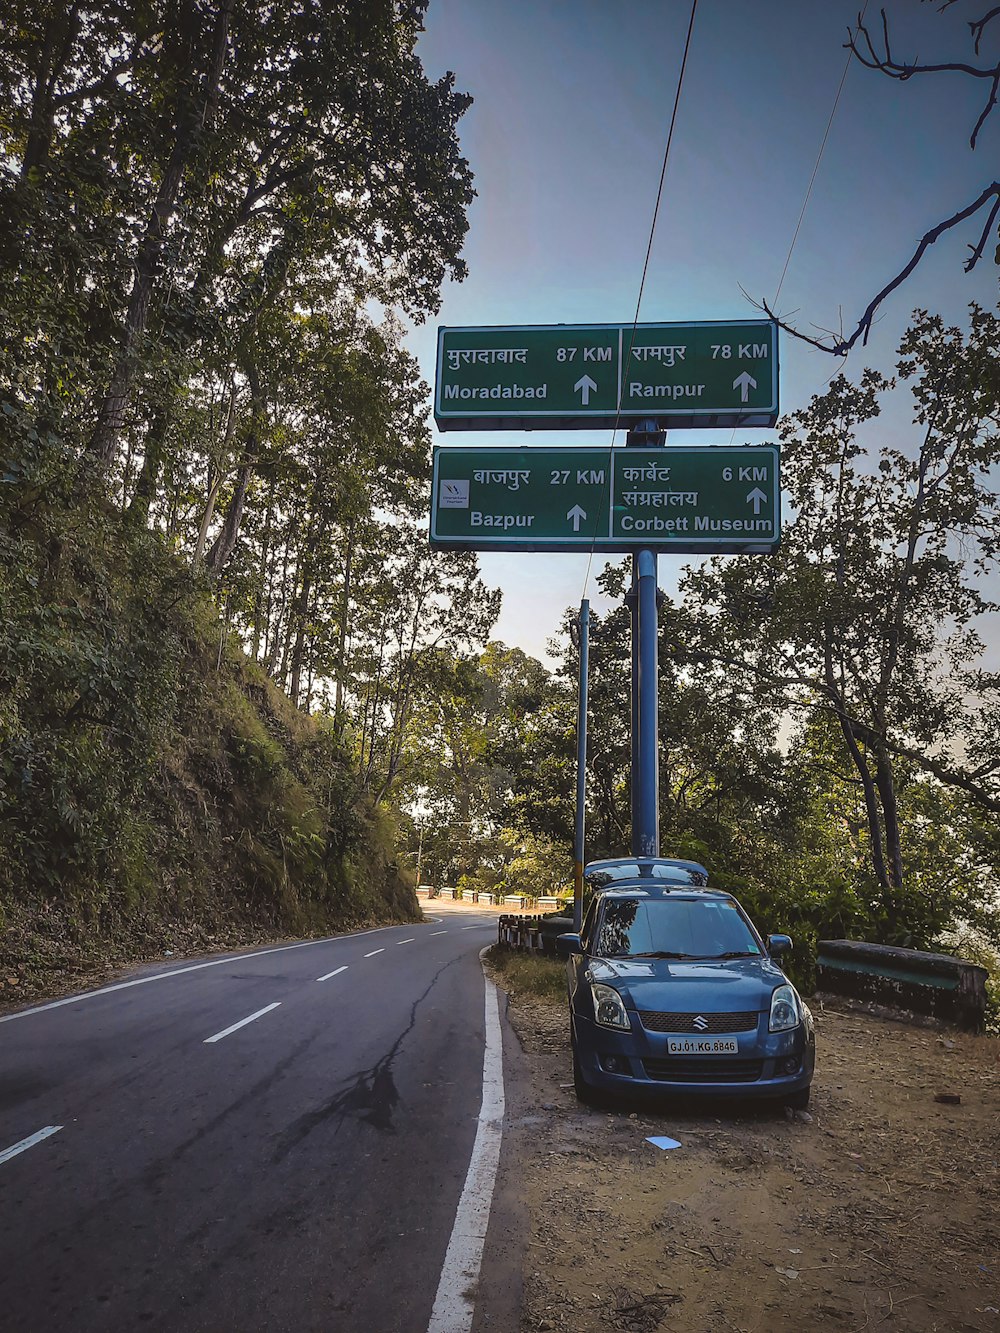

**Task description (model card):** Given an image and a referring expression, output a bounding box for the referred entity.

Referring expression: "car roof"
[584,856,709,887]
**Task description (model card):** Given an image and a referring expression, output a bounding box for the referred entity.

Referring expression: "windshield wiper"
[628,950,696,959]
[705,950,758,959]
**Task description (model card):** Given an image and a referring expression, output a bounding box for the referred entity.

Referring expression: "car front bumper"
[572,1010,815,1100]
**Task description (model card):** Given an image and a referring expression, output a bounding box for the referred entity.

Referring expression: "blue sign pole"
[573,599,590,932]
[627,559,640,854]
[635,547,660,856]
[627,420,663,858]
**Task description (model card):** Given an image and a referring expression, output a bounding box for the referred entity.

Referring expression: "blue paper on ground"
[646,1135,682,1150]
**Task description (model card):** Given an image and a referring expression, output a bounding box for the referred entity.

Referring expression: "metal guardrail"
[497,912,574,956]
[816,939,989,1032]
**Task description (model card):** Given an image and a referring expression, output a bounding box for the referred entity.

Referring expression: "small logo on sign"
[440,479,470,509]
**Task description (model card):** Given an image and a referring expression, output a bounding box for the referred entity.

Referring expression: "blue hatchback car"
[559,859,815,1107]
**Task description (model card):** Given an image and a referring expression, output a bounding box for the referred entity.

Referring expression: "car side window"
[580,899,599,952]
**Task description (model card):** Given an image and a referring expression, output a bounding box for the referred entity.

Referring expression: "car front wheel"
[785,1085,811,1110]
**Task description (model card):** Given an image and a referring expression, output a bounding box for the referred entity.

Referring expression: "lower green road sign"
[430,445,780,553]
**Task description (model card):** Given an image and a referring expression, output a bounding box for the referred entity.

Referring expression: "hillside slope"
[0,513,418,1004]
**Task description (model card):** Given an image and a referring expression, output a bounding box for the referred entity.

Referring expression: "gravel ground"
[498,981,1000,1333]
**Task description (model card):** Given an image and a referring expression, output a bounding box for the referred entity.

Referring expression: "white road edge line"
[364,948,385,958]
[316,966,349,983]
[203,1002,281,1044]
[0,924,405,1025]
[427,961,504,1333]
[0,1125,62,1166]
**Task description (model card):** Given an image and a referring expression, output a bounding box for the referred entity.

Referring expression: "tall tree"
[682,307,1000,938]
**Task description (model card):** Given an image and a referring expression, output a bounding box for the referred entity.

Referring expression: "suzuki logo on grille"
[693,1014,709,1031]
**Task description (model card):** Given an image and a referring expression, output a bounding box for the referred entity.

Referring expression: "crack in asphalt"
[272,953,464,1160]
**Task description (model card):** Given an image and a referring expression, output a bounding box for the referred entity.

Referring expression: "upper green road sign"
[430,445,780,553]
[434,320,778,431]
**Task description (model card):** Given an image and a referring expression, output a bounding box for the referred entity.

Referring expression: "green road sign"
[430,445,780,553]
[434,320,778,431]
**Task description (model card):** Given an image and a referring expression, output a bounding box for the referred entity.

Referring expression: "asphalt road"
[0,910,506,1332]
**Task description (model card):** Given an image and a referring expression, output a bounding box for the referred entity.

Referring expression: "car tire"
[571,1033,603,1107]
[785,1086,811,1110]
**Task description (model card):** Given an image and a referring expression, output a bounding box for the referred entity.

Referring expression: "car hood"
[587,955,788,1013]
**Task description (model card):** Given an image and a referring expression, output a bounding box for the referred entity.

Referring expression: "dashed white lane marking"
[0,1125,62,1167]
[364,949,385,958]
[397,938,415,945]
[0,925,403,1025]
[316,966,349,982]
[204,1002,282,1044]
[429,931,448,936]
[427,968,504,1333]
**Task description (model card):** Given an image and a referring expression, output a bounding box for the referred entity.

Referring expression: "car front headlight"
[769,984,800,1032]
[591,982,630,1030]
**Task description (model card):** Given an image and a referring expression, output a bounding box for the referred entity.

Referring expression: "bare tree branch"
[756,183,1000,355]
[970,6,1000,55]
[849,7,1000,147]
[970,68,1000,146]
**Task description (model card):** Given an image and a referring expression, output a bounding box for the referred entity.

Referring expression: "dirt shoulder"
[498,983,1000,1333]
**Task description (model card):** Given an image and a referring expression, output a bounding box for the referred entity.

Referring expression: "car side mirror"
[767,933,793,956]
[556,932,582,959]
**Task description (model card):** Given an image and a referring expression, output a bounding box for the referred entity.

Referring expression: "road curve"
[0,909,508,1332]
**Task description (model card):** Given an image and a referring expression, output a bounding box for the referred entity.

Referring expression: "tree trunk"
[87,0,233,471]
[872,744,905,935]
[334,518,356,731]
[21,8,77,176]
[288,568,314,708]
[252,472,276,660]
[204,369,262,576]
[193,382,238,564]
[125,405,171,525]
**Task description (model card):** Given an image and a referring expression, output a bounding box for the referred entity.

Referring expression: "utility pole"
[571,600,590,931]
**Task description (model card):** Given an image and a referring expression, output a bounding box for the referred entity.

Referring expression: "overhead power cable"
[772,0,871,311]
[727,0,871,444]
[581,0,698,599]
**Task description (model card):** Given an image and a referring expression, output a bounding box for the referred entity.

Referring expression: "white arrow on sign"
[733,371,757,403]
[567,504,587,531]
[574,374,598,406]
[746,487,768,514]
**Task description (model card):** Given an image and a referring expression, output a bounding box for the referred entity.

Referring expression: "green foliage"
[484,945,567,1004]
[0,1,474,991]
[0,488,419,989]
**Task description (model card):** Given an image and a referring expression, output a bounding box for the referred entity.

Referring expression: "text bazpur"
[471,468,531,490]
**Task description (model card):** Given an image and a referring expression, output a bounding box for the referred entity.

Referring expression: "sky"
[409,0,1000,666]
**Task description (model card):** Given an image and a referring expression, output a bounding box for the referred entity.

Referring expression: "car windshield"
[594,897,761,959]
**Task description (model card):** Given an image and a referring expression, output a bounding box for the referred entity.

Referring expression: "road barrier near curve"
[816,939,989,1032]
[497,913,574,956]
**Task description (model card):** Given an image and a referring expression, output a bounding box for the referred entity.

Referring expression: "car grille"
[643,1057,764,1083]
[638,1011,757,1034]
